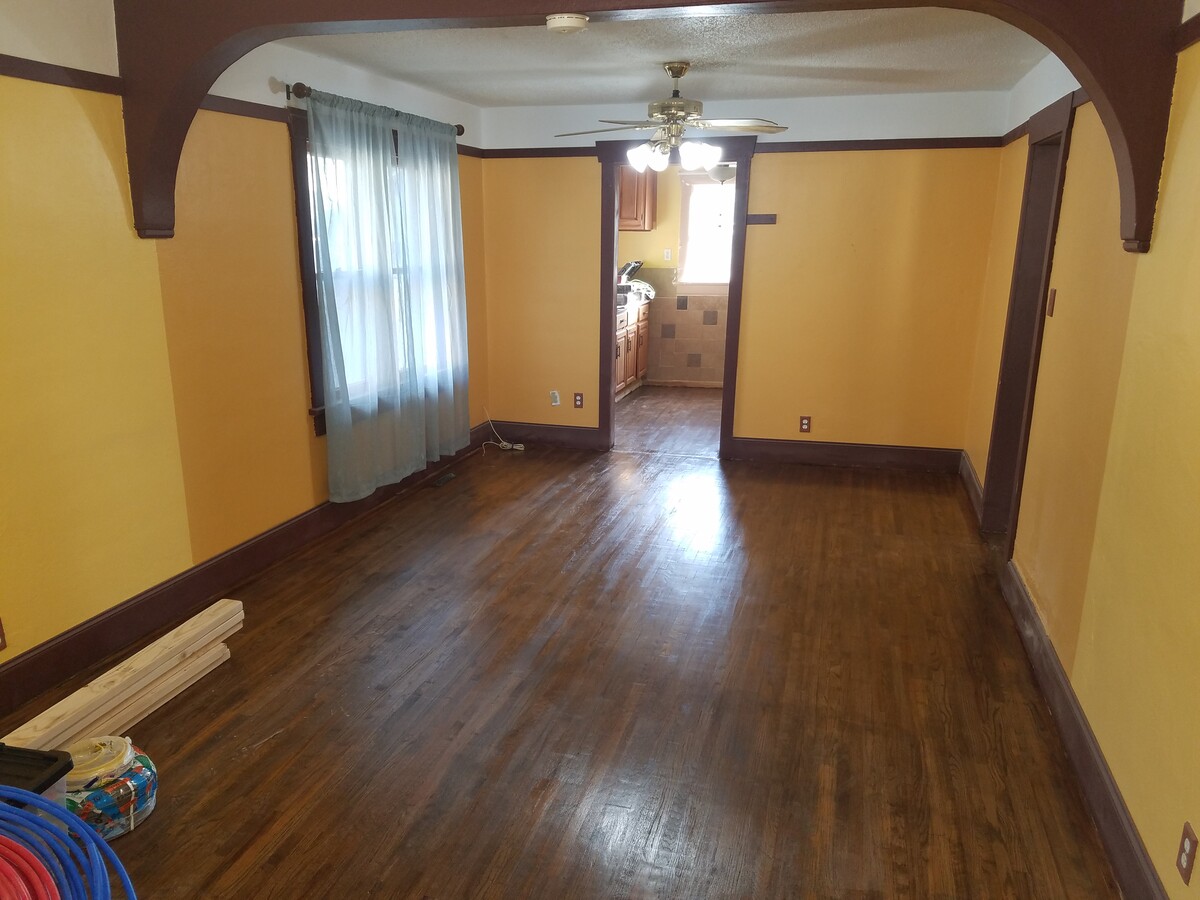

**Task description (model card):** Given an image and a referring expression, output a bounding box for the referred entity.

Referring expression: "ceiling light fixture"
[545,13,589,34]
[627,133,721,174]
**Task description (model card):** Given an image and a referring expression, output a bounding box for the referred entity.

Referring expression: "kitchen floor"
[615,385,721,457]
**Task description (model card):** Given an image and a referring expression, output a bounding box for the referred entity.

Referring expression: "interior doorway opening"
[596,136,756,456]
[611,161,738,457]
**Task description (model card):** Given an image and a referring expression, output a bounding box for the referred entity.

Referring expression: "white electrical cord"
[482,409,524,453]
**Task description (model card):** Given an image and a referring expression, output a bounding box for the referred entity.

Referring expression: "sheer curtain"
[306,91,469,502]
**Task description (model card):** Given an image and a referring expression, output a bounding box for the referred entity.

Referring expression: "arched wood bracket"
[113,0,1181,251]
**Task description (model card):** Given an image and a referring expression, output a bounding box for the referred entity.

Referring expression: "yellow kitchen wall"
[734,148,1001,447]
[0,77,193,662]
[617,166,682,270]
[481,156,600,427]
[458,153,491,427]
[1065,46,1200,896]
[1011,105,1137,674]
[961,136,1028,477]
[155,109,327,565]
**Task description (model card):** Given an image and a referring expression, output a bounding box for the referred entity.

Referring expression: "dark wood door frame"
[979,94,1076,552]
[595,137,757,452]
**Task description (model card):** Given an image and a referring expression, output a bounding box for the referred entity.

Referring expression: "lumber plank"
[61,643,232,747]
[60,624,238,747]
[3,599,242,750]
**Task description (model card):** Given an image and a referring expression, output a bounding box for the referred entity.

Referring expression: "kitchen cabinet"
[615,309,630,394]
[624,324,638,387]
[615,302,650,397]
[618,166,657,232]
[636,319,649,381]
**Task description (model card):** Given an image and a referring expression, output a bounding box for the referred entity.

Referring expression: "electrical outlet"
[800,416,812,433]
[574,392,584,409]
[663,248,672,261]
[550,390,561,407]
[1178,821,1197,884]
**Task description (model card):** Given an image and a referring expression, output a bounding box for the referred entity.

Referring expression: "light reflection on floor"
[663,469,728,556]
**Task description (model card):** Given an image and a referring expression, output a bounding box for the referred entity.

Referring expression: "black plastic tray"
[0,742,74,794]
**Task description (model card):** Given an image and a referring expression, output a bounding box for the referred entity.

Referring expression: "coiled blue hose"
[0,785,136,899]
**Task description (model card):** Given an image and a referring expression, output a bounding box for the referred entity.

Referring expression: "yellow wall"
[481,157,600,427]
[459,154,491,427]
[617,166,681,270]
[1012,106,1137,673]
[734,148,1002,447]
[962,136,1028,477]
[0,77,194,661]
[157,110,327,564]
[1063,47,1200,896]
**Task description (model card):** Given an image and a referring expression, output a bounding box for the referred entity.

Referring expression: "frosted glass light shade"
[679,141,722,171]
[626,142,653,173]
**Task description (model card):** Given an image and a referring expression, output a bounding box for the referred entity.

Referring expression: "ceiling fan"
[556,61,788,172]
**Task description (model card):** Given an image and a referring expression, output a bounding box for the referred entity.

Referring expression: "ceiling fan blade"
[553,124,659,138]
[598,119,661,127]
[692,118,789,134]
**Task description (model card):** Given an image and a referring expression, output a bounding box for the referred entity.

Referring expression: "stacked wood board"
[3,600,242,751]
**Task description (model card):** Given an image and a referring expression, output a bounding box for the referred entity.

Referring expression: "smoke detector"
[546,13,589,34]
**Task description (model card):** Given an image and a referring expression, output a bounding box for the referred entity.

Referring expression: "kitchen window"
[677,173,736,291]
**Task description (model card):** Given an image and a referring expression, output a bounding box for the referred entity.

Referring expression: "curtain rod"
[287,81,466,136]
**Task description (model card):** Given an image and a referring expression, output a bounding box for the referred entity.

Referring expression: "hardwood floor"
[616,385,721,457]
[19,447,1118,897]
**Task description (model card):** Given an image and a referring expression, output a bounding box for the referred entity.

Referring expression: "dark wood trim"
[1027,93,1077,145]
[0,429,488,718]
[285,108,328,437]
[1002,122,1029,147]
[959,451,984,523]
[0,53,123,95]
[723,437,962,473]
[716,137,759,460]
[1179,14,1200,52]
[199,94,288,122]
[746,213,777,225]
[486,421,609,451]
[596,145,621,449]
[981,95,1076,550]
[481,147,596,159]
[1072,87,1092,108]
[998,562,1168,900]
[456,144,484,158]
[756,136,1003,153]
[109,0,1180,250]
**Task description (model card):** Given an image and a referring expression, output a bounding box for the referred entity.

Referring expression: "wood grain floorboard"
[615,385,721,457]
[3,430,1118,897]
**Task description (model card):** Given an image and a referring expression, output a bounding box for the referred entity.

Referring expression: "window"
[287,95,470,503]
[678,173,737,288]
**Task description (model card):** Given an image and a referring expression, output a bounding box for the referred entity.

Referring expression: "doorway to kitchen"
[599,140,754,458]
[595,135,753,458]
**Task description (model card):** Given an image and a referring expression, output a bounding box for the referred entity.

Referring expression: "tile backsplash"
[646,293,727,387]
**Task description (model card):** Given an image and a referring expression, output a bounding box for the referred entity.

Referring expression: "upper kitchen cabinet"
[618,166,657,232]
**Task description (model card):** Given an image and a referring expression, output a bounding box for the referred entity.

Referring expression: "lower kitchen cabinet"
[615,302,650,398]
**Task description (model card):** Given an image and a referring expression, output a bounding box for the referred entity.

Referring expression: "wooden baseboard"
[998,562,1167,899]
[959,452,985,522]
[0,427,489,718]
[486,421,610,451]
[723,437,962,473]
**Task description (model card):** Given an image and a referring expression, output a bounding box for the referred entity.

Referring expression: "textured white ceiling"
[280,8,1052,109]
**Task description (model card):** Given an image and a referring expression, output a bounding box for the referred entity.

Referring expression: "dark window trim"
[286,108,327,436]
